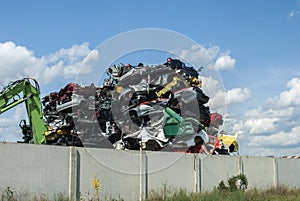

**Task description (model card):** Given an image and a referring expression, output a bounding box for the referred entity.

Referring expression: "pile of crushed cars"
[42,58,238,155]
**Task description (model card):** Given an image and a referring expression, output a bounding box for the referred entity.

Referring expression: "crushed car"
[41,58,238,154]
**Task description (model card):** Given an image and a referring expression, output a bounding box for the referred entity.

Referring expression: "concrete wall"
[1,143,300,201]
[240,156,276,189]
[200,155,239,191]
[0,143,69,198]
[146,152,197,192]
[277,158,300,188]
[77,148,141,201]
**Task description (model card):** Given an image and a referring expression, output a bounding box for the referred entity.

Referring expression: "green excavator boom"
[0,78,47,144]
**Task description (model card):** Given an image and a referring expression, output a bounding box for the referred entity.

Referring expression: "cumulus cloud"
[0,41,100,142]
[0,107,25,126]
[244,118,280,135]
[176,44,239,114]
[266,77,300,107]
[226,88,251,105]
[42,42,98,79]
[0,107,26,141]
[0,41,40,85]
[213,52,235,70]
[179,44,211,65]
[1,41,299,157]
[178,44,236,71]
[225,77,300,156]
[249,125,300,148]
[245,107,294,119]
[202,76,251,111]
[0,41,99,86]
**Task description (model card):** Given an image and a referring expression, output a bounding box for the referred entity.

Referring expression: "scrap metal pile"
[40,58,238,154]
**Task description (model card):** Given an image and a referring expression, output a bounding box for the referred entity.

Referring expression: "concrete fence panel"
[0,143,70,199]
[76,148,141,201]
[2,143,300,201]
[241,156,275,189]
[199,155,239,191]
[146,152,197,194]
[277,158,300,188]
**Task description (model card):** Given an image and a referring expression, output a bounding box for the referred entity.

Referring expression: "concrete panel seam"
[273,158,278,188]
[238,156,244,175]
[68,147,78,200]
[193,154,199,192]
[199,157,202,192]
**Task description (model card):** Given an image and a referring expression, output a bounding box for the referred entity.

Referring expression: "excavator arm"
[0,78,47,144]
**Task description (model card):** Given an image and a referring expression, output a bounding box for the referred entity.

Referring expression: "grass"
[2,186,300,201]
[0,188,71,201]
[144,186,300,201]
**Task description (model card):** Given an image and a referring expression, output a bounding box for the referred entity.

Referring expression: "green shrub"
[217,174,248,191]
[1,186,16,201]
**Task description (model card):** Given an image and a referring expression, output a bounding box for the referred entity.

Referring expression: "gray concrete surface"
[0,143,69,199]
[277,158,300,188]
[241,156,275,189]
[146,152,197,193]
[200,155,239,191]
[1,143,300,201]
[76,148,141,201]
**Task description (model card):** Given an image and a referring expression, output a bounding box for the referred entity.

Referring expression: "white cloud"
[1,41,299,157]
[40,42,99,84]
[0,107,26,141]
[176,44,239,116]
[0,41,99,86]
[62,49,99,77]
[203,76,251,109]
[213,52,236,71]
[224,77,300,156]
[249,125,300,147]
[0,107,25,126]
[178,44,236,71]
[201,76,225,111]
[204,45,220,60]
[0,41,100,142]
[226,88,251,105]
[0,41,40,85]
[244,118,279,135]
[266,77,300,107]
[224,108,283,137]
[179,44,212,67]
[40,61,64,84]
[245,107,294,119]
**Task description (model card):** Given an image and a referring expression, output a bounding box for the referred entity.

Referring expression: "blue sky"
[0,0,300,156]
